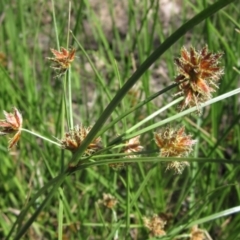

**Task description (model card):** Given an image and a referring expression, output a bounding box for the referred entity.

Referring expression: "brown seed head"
[109,136,143,170]
[190,226,210,240]
[174,46,224,111]
[47,47,76,77]
[60,125,101,155]
[98,193,118,209]
[154,126,196,174]
[155,126,196,157]
[0,107,22,149]
[124,136,143,158]
[143,214,166,237]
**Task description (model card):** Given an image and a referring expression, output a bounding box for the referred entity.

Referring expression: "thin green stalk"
[125,166,131,238]
[121,88,240,141]
[21,128,61,147]
[67,67,73,129]
[70,0,236,164]
[58,187,64,240]
[72,34,113,102]
[125,97,183,134]
[98,82,179,137]
[67,1,73,130]
[6,172,67,239]
[57,2,74,239]
[51,0,60,50]
[80,223,141,228]
[13,176,66,240]
[69,157,240,174]
[66,1,71,48]
[63,74,70,130]
[129,167,156,209]
[189,118,202,212]
[57,6,73,216]
[169,206,240,236]
[112,209,119,240]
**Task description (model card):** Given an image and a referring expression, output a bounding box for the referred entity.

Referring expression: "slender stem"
[67,67,73,129]
[58,3,73,239]
[98,82,180,137]
[63,74,70,130]
[77,223,142,228]
[51,0,60,50]
[112,209,119,240]
[125,166,130,238]
[58,187,64,240]
[126,96,184,134]
[20,128,61,147]
[67,1,71,48]
[67,1,73,129]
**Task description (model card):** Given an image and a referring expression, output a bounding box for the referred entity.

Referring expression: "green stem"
[67,1,73,129]
[6,172,67,239]
[98,82,179,137]
[21,128,61,147]
[126,166,131,238]
[67,67,73,129]
[58,187,64,240]
[13,175,66,240]
[66,1,71,48]
[112,209,119,240]
[51,0,60,50]
[126,97,183,134]
[68,157,240,174]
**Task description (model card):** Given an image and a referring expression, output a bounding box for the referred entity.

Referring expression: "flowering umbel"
[175,45,224,111]
[0,107,22,149]
[154,126,196,174]
[47,47,76,77]
[60,125,101,155]
[143,214,166,237]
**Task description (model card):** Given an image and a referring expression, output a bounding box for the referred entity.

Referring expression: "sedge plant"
[1,0,240,239]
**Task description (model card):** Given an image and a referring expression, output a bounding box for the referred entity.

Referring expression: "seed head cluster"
[98,193,118,209]
[0,107,22,149]
[60,125,101,155]
[190,226,211,240]
[154,126,197,173]
[124,136,143,158]
[175,46,224,111]
[109,136,143,170]
[47,47,76,77]
[143,214,166,237]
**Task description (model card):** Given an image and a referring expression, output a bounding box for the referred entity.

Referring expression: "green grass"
[1,0,240,239]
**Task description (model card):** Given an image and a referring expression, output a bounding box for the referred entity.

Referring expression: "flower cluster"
[175,46,224,111]
[60,125,101,155]
[123,136,143,158]
[98,193,118,209]
[109,136,143,170]
[143,214,166,237]
[154,126,196,174]
[190,225,212,240]
[47,47,76,77]
[0,108,22,149]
